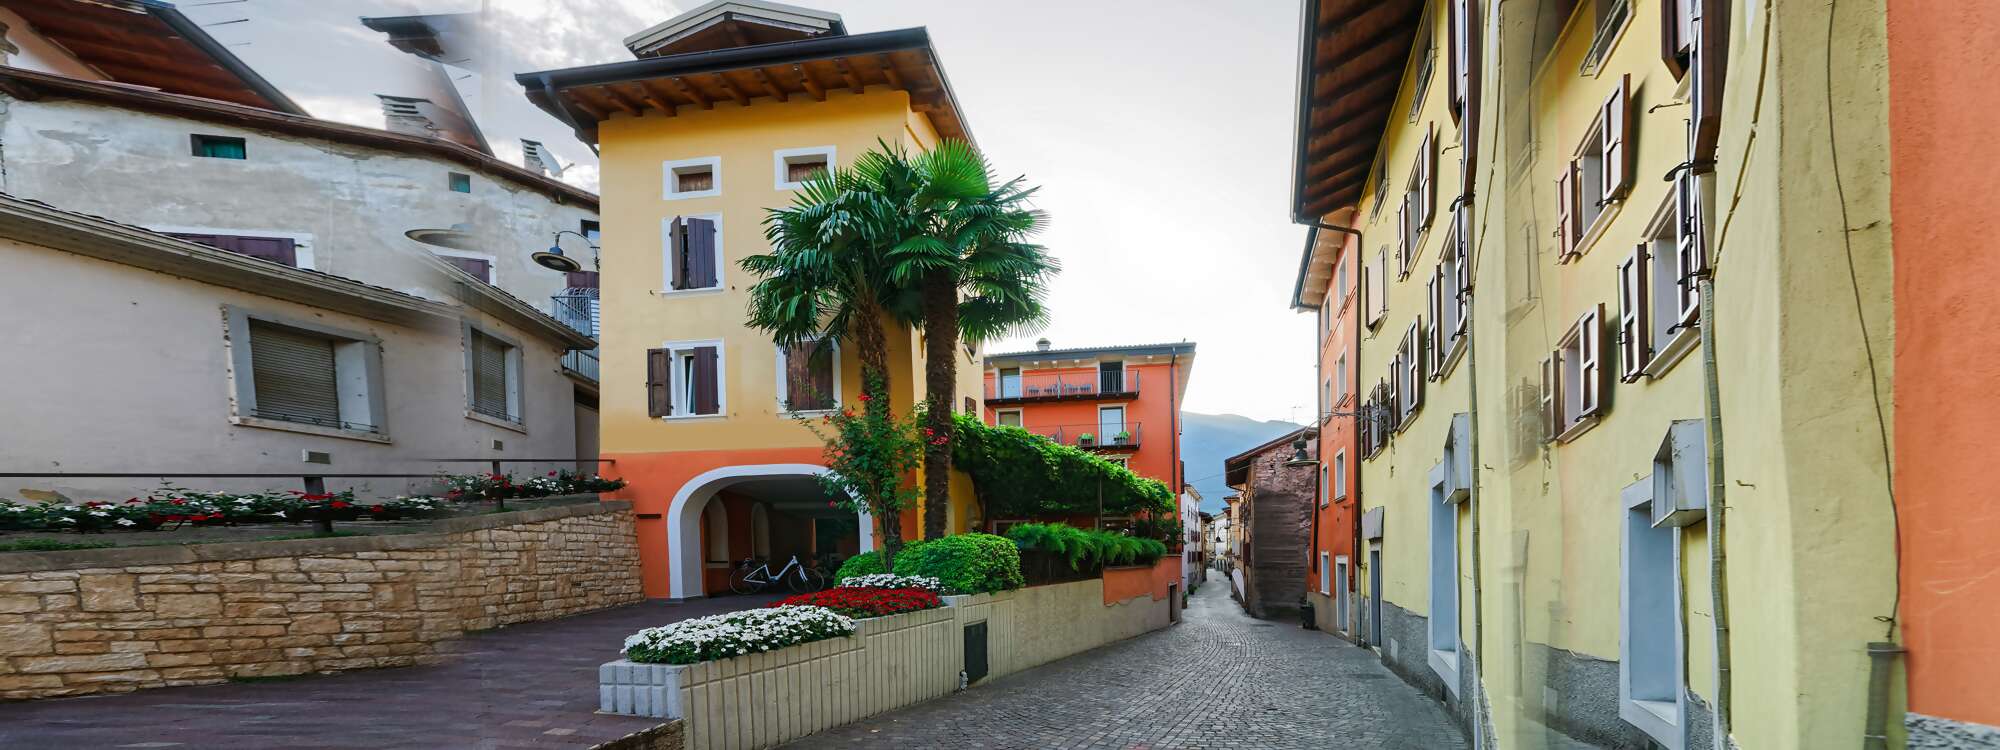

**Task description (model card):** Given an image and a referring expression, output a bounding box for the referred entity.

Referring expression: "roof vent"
[1035,338,1051,352]
[520,139,566,176]
[376,95,439,138]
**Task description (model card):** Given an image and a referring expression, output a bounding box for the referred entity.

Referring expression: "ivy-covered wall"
[950,413,1175,520]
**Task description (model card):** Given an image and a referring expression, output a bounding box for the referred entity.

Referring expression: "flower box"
[599,659,687,719]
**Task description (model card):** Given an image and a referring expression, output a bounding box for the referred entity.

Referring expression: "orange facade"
[1888,0,2000,729]
[1304,228,1360,610]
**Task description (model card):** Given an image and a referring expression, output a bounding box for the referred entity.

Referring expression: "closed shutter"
[1577,305,1605,419]
[249,320,341,427]
[1602,74,1633,203]
[1540,354,1560,441]
[667,217,686,290]
[470,330,510,420]
[787,160,827,183]
[692,345,720,415]
[1617,245,1651,381]
[686,218,718,288]
[786,341,835,411]
[169,233,297,267]
[646,347,671,417]
[566,270,601,289]
[442,255,492,283]
[1555,164,1577,260]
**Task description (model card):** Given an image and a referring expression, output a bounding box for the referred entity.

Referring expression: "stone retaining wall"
[0,500,642,700]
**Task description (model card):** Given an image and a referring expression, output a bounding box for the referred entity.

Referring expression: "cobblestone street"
[785,576,1467,750]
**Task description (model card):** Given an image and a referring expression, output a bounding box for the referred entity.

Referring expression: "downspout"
[1460,198,1487,750]
[1697,250,1731,750]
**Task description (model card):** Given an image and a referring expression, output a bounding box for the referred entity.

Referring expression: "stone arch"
[665,463,872,599]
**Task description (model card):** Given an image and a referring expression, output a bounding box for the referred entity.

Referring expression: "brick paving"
[0,592,782,749]
[784,577,1468,750]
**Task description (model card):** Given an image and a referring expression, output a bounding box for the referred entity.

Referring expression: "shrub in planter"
[890,533,1024,595]
[836,574,943,592]
[1005,523,1170,570]
[768,586,941,619]
[622,605,855,665]
[834,551,886,582]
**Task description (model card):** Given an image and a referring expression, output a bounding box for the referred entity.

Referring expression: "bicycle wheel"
[729,565,764,595]
[788,567,825,593]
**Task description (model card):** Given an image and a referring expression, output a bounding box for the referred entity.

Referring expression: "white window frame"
[662,156,722,200]
[1334,555,1350,632]
[1097,405,1128,442]
[462,321,526,432]
[1428,469,1461,694]
[1096,358,1129,393]
[223,306,388,443]
[659,338,727,420]
[994,408,1024,428]
[659,213,724,295]
[1333,450,1348,500]
[996,367,1023,399]
[1619,474,1690,750]
[149,225,317,270]
[1320,552,1332,595]
[773,339,841,415]
[1335,353,1349,404]
[1320,464,1331,507]
[772,145,836,190]
[1102,455,1130,468]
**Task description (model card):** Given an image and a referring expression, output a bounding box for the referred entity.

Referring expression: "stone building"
[1222,428,1318,620]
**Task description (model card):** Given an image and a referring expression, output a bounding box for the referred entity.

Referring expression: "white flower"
[273,511,286,518]
[116,518,136,527]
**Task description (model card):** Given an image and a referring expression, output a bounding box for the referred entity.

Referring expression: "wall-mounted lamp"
[533,229,599,273]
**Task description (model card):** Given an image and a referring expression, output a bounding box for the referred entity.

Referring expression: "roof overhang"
[1290,207,1358,310]
[1290,0,1424,223]
[1222,427,1318,486]
[623,0,846,57]
[0,0,306,115]
[984,342,1197,364]
[516,27,973,147]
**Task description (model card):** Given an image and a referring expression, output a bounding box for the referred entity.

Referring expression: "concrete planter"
[599,659,687,719]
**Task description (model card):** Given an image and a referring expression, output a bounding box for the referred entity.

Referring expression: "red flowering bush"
[765,587,941,619]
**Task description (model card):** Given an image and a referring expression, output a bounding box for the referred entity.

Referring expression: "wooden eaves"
[1290,0,1426,223]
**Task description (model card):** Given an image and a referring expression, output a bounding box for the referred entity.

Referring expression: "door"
[963,621,989,683]
[1098,360,1125,393]
[998,368,1022,398]
[1369,547,1384,645]
[1098,406,1126,442]
[1335,557,1350,633]
[1168,583,1181,623]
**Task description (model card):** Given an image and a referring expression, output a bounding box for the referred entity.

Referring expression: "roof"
[0,66,597,210]
[516,27,973,147]
[0,0,305,115]
[623,1,847,57]
[985,341,1198,362]
[1223,427,1318,487]
[1290,0,1425,222]
[1289,218,1357,309]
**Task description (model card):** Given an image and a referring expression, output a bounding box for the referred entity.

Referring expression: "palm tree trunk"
[847,306,903,565]
[920,269,957,541]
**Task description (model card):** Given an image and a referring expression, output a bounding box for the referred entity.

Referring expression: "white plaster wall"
[0,238,579,501]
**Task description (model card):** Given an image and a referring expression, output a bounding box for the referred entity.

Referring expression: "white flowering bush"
[622,605,856,665]
[835,573,945,593]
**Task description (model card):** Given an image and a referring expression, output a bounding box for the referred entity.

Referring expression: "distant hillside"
[1179,412,1306,513]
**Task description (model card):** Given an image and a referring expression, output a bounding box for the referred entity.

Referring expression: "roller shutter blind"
[248,320,342,428]
[470,330,511,420]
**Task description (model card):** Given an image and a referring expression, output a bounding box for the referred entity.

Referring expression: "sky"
[191,0,1318,423]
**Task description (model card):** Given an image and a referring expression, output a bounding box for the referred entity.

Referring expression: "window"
[663,215,721,292]
[1408,11,1435,122]
[1335,556,1350,632]
[1619,186,1703,382]
[1322,378,1332,420]
[1617,423,1705,750]
[1370,162,1392,220]
[1320,552,1332,595]
[1661,0,1699,78]
[167,233,297,267]
[1103,455,1130,469]
[1320,464,1330,507]
[1399,128,1438,276]
[774,146,835,189]
[1335,257,1350,308]
[1556,75,1633,260]
[1581,0,1633,74]
[1098,361,1126,393]
[998,368,1022,398]
[1335,354,1348,403]
[1428,469,1460,693]
[465,326,523,426]
[1098,406,1127,443]
[229,314,383,436]
[191,134,246,160]
[1396,320,1426,425]
[777,340,839,413]
[995,409,1023,428]
[647,341,724,418]
[581,219,602,245]
[1426,210,1470,378]
[663,156,721,200]
[1367,247,1390,327]
[1543,305,1606,441]
[1448,0,1478,122]
[1333,450,1348,499]
[448,172,471,193]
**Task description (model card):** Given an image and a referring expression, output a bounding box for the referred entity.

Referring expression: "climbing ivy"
[949,413,1176,519]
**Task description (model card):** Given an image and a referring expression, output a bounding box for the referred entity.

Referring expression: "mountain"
[1179,412,1307,513]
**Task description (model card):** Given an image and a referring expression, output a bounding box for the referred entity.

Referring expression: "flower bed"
[769,586,942,619]
[836,573,944,592]
[0,489,450,533]
[622,605,856,665]
[443,470,625,504]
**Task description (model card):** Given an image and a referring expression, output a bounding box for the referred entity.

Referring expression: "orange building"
[1292,224,1360,637]
[979,339,1195,530]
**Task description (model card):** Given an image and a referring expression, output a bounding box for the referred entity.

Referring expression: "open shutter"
[1602,74,1633,202]
[1407,321,1426,412]
[646,348,671,417]
[1448,0,1470,122]
[1689,0,1729,163]
[692,345,720,415]
[1396,201,1410,277]
[1420,128,1437,227]
[1577,305,1604,419]
[667,217,687,290]
[1453,206,1472,338]
[1458,0,1482,194]
[1540,354,1560,441]
[1555,164,1577,261]
[1618,245,1651,382]
[1426,270,1445,377]
[1373,247,1390,323]
[685,218,718,288]
[1674,171,1704,329]
[1662,0,1694,77]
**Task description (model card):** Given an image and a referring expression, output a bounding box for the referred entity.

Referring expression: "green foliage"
[797,375,924,521]
[1003,523,1169,569]
[890,533,1024,595]
[949,413,1176,519]
[834,550,886,582]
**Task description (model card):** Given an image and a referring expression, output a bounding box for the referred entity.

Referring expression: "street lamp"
[532,229,599,273]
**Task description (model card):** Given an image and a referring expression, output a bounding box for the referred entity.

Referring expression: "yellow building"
[521,1,984,600]
[1290,0,1896,748]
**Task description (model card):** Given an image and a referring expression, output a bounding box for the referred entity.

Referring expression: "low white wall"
[601,578,1170,750]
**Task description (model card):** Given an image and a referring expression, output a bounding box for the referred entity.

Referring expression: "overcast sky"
[194,0,1316,423]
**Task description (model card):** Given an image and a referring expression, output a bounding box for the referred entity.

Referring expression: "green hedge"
[950,413,1175,519]
[1003,523,1168,569]
[833,551,886,582]
[890,533,1024,595]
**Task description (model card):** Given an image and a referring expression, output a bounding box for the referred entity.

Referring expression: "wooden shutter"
[646,348,671,417]
[248,320,341,427]
[1663,0,1694,77]
[1452,205,1472,338]
[1618,245,1651,382]
[470,330,510,420]
[1555,164,1577,260]
[667,217,687,290]
[1420,128,1437,227]
[692,345,720,415]
[1690,0,1729,163]
[1577,305,1604,419]
[1674,171,1704,329]
[1406,321,1425,413]
[170,233,298,267]
[1448,0,1468,122]
[685,217,718,288]
[442,255,492,283]
[1602,74,1633,202]
[1373,247,1390,323]
[786,341,835,411]
[565,270,601,289]
[1457,0,1482,195]
[1540,354,1560,441]
[1396,201,1410,276]
[1426,271,1445,377]
[787,160,827,183]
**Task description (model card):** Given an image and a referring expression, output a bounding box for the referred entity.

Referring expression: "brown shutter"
[1690,0,1730,163]
[1396,201,1410,276]
[1426,270,1444,377]
[1663,0,1693,77]
[1577,305,1604,419]
[1421,128,1437,227]
[1674,171,1704,329]
[646,348,671,417]
[1602,74,1633,202]
[1457,0,1482,195]
[685,217,718,288]
[692,345,720,415]
[1373,247,1390,323]
[668,217,687,290]
[442,255,492,282]
[1555,164,1576,261]
[1618,245,1650,382]
[1453,205,1472,338]
[1540,354,1559,441]
[168,233,298,267]
[1448,0,1466,122]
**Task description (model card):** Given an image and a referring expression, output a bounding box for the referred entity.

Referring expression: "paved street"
[785,577,1467,750]
[0,592,783,749]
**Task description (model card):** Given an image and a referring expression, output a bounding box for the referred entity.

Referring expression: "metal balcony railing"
[1013,422,1142,449]
[988,371,1141,402]
[551,289,600,383]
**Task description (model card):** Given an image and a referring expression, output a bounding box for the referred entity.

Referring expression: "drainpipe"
[1694,174,1733,749]
[1457,195,1487,750]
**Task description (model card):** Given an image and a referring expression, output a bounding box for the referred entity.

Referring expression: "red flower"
[369,505,385,513]
[165,515,184,522]
[330,501,350,509]
[548,471,558,477]
[170,499,186,506]
[302,493,333,502]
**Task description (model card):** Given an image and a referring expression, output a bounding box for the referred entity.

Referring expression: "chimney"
[376,95,438,139]
[521,139,550,175]
[1035,338,1051,352]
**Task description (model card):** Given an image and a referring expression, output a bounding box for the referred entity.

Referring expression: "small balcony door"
[1098,361,1125,393]
[1098,406,1126,441]
[999,368,1022,398]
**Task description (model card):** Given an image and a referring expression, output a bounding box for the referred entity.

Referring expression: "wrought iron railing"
[989,371,1141,401]
[551,289,600,382]
[1013,422,1142,449]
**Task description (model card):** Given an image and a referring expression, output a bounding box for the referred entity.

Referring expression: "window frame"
[223,306,388,443]
[662,156,722,200]
[1549,305,1607,443]
[656,339,726,420]
[1333,450,1348,500]
[660,213,724,294]
[462,321,526,431]
[447,171,472,194]
[774,339,841,415]
[994,408,1024,428]
[1427,469,1461,694]
[1618,467,1691,750]
[190,134,247,160]
[997,367,1023,399]
[772,146,836,190]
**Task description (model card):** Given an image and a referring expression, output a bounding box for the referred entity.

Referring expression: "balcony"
[988,371,1141,405]
[551,289,600,383]
[1013,422,1143,451]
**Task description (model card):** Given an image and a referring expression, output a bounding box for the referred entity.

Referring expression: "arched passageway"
[665,464,872,599]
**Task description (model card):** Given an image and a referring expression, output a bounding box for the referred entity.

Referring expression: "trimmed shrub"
[890,533,1024,595]
[833,551,886,582]
[1005,523,1170,569]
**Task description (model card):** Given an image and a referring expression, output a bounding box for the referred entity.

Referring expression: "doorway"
[1369,545,1384,646]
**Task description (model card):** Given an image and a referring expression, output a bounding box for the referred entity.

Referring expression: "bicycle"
[728,555,825,595]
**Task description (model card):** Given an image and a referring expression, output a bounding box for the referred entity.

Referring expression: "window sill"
[1620,696,1685,750]
[652,286,726,297]
[664,189,721,202]
[1555,414,1601,444]
[231,415,391,444]
[465,410,528,434]
[782,408,839,419]
[1428,647,1461,696]
[1572,200,1626,261]
[1645,326,1701,380]
[660,413,726,422]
